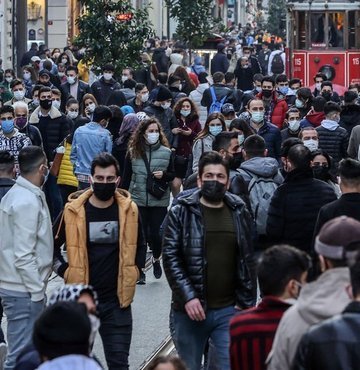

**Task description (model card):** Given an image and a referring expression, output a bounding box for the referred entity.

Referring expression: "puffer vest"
[57,141,78,188]
[129,142,171,207]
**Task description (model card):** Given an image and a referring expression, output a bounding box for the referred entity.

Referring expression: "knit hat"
[221,103,235,115]
[156,85,172,101]
[47,284,98,307]
[315,216,360,260]
[33,302,91,360]
[39,69,50,77]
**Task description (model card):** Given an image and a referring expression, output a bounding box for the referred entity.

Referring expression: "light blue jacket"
[70,122,112,176]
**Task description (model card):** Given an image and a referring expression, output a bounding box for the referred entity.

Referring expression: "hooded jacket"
[62,189,142,307]
[163,189,257,311]
[37,355,102,370]
[0,176,53,301]
[168,53,183,75]
[189,83,210,126]
[300,111,325,128]
[267,267,351,370]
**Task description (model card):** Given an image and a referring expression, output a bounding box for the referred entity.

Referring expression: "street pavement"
[1,266,172,370]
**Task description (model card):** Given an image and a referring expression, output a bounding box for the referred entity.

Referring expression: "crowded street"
[0,0,360,369]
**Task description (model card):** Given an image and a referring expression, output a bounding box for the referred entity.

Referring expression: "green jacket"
[129,142,172,207]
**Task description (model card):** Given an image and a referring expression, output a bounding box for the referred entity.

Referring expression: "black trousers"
[138,206,167,259]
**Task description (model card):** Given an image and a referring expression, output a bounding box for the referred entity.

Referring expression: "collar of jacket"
[29,106,62,124]
[284,167,313,183]
[145,140,161,151]
[0,178,15,187]
[16,175,43,195]
[177,188,246,212]
[343,301,360,314]
[65,188,132,215]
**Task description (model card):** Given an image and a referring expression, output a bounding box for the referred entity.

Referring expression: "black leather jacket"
[293,301,360,370]
[163,189,256,311]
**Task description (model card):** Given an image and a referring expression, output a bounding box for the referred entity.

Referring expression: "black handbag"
[142,154,169,200]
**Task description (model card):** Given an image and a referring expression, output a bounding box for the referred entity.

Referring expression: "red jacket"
[256,92,288,129]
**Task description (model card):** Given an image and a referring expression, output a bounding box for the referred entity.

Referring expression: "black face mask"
[229,152,243,170]
[321,91,331,101]
[201,180,226,203]
[313,166,329,181]
[262,89,272,98]
[40,99,52,110]
[92,182,116,201]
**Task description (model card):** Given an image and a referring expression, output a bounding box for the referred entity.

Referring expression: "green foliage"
[266,0,286,38]
[75,0,154,75]
[165,0,215,49]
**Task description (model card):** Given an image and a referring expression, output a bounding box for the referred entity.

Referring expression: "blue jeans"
[172,305,236,370]
[98,300,132,370]
[0,291,44,370]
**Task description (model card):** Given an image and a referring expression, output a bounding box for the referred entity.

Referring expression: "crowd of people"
[0,33,360,370]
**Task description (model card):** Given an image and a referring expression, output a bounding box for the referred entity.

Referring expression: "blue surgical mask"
[1,119,14,134]
[180,109,191,117]
[279,86,289,95]
[238,134,245,145]
[209,126,222,136]
[251,111,264,123]
[295,98,304,108]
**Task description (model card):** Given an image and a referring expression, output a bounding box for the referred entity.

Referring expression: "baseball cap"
[221,103,235,115]
[31,56,41,63]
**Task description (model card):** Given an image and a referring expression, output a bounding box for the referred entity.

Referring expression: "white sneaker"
[0,342,7,370]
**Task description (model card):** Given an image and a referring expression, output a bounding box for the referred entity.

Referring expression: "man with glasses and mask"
[163,151,256,370]
[71,105,113,190]
[0,146,53,370]
[56,152,145,370]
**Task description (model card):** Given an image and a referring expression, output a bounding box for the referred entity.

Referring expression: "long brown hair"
[196,112,226,140]
[81,93,98,117]
[173,66,196,92]
[173,97,199,121]
[128,117,169,159]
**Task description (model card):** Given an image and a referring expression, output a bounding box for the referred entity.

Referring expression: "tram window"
[298,12,306,49]
[349,11,356,49]
[311,13,325,47]
[328,12,344,48]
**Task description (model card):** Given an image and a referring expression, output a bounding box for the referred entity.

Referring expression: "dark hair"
[91,152,120,176]
[51,88,61,97]
[281,137,303,157]
[257,245,310,296]
[198,151,229,179]
[66,98,79,108]
[253,73,263,83]
[243,134,266,158]
[321,81,333,90]
[0,105,15,116]
[66,65,79,74]
[10,79,24,90]
[261,76,275,87]
[5,68,16,78]
[339,158,360,187]
[225,72,235,84]
[285,107,300,119]
[275,74,288,83]
[196,112,226,139]
[0,150,15,174]
[213,72,225,84]
[212,132,238,152]
[312,96,327,112]
[297,87,312,102]
[324,101,341,115]
[18,146,46,175]
[289,78,301,87]
[102,64,115,72]
[123,79,137,89]
[198,72,208,84]
[93,105,113,123]
[135,83,146,94]
[157,72,168,84]
[229,118,253,137]
[311,149,332,167]
[350,254,360,297]
[148,356,187,370]
[313,72,327,82]
[287,144,311,170]
[173,97,198,121]
[42,60,52,71]
[39,86,52,96]
[344,91,358,104]
[31,84,43,96]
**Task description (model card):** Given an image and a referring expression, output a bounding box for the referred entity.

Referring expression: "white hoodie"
[0,176,53,301]
[37,355,102,370]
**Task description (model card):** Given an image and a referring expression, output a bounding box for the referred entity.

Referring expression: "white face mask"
[61,58,68,64]
[58,72,65,77]
[67,110,78,119]
[146,132,160,145]
[238,134,245,145]
[5,77,13,83]
[52,100,61,110]
[161,102,171,110]
[288,119,300,132]
[103,72,113,81]
[13,90,25,101]
[23,72,31,81]
[303,139,319,152]
[141,93,149,103]
[121,75,128,83]
[315,82,322,91]
[67,76,76,85]
[87,103,96,113]
[225,119,232,128]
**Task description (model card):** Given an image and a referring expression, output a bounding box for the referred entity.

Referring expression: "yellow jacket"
[77,59,91,83]
[63,189,140,307]
[57,141,78,188]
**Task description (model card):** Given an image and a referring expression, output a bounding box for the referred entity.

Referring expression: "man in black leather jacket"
[163,151,256,370]
[293,219,360,370]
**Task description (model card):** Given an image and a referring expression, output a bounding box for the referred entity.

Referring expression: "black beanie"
[156,85,172,101]
[33,301,91,360]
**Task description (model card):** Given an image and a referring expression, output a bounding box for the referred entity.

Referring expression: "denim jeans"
[97,300,132,370]
[172,305,236,370]
[0,291,44,370]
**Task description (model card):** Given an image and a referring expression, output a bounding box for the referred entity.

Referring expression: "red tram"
[286,0,360,94]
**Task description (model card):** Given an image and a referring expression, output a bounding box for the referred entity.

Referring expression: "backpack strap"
[210,87,217,103]
[141,153,152,175]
